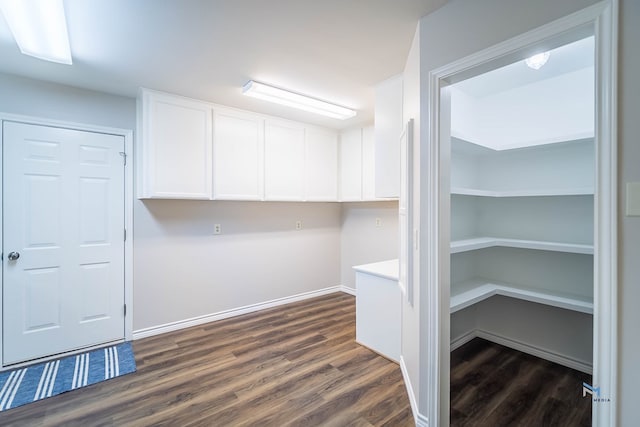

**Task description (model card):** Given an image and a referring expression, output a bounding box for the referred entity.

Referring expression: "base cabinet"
[354,260,400,362]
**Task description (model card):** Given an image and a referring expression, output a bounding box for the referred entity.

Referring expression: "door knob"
[7,251,20,261]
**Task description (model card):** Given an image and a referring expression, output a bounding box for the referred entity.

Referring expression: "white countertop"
[353,259,399,281]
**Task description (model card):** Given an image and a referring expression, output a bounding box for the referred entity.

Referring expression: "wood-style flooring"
[450,338,592,426]
[0,293,413,427]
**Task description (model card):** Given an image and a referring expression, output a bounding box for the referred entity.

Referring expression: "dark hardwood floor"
[0,293,413,427]
[450,338,592,427]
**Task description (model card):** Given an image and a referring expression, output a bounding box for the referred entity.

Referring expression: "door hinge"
[119,151,127,166]
[124,304,127,317]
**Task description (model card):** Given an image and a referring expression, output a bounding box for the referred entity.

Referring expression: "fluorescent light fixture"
[0,0,72,64]
[242,81,356,120]
[525,51,550,70]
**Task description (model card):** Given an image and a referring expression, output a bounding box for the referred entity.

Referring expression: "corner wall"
[339,201,399,291]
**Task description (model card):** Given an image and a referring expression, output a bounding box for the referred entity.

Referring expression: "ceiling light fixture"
[242,81,356,120]
[0,0,72,64]
[525,51,550,70]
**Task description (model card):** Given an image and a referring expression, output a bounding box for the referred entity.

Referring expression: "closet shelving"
[451,236,593,255]
[450,187,594,197]
[449,136,595,315]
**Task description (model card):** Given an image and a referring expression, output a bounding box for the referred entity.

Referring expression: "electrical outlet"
[296,220,302,230]
[375,218,382,227]
[214,224,221,235]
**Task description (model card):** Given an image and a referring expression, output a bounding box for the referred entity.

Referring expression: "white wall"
[339,201,399,290]
[401,25,422,414]
[618,0,640,424]
[451,297,593,368]
[134,200,342,330]
[0,73,135,130]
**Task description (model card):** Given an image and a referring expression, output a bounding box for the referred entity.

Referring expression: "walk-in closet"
[447,35,596,423]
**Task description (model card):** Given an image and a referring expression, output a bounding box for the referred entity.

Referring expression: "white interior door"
[3,121,125,365]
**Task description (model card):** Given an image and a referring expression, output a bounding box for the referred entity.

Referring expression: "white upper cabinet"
[362,126,376,201]
[339,127,363,201]
[137,88,213,199]
[264,119,305,201]
[374,75,403,198]
[339,125,379,202]
[213,108,264,200]
[137,88,347,203]
[305,128,338,201]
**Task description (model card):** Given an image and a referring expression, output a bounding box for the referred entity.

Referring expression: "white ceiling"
[453,36,594,98]
[0,0,447,129]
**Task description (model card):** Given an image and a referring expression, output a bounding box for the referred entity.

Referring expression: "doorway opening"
[446,35,595,425]
[423,4,617,425]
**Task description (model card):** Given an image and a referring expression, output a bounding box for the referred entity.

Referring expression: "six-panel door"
[3,122,125,365]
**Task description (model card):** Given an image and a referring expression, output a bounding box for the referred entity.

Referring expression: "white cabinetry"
[362,126,376,200]
[339,127,363,201]
[137,88,340,202]
[374,75,403,198]
[264,120,305,201]
[354,259,400,362]
[305,128,338,201]
[137,89,213,199]
[339,125,376,201]
[264,120,339,202]
[213,108,264,200]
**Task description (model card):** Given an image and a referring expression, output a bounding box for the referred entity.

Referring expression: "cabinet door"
[339,128,363,201]
[213,109,264,200]
[264,120,305,201]
[362,125,376,200]
[305,128,338,201]
[140,90,213,199]
[375,75,403,198]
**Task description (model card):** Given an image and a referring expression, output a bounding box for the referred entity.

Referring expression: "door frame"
[423,1,618,426]
[0,113,134,369]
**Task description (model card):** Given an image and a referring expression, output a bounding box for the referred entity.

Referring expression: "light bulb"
[525,52,550,70]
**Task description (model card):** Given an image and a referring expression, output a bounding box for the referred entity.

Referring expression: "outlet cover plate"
[627,183,640,216]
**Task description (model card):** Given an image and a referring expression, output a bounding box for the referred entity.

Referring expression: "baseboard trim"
[459,329,593,374]
[340,285,356,296]
[450,330,477,352]
[416,412,429,427]
[133,286,344,340]
[400,356,428,427]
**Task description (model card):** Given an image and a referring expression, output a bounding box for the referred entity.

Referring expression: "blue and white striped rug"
[0,342,136,412]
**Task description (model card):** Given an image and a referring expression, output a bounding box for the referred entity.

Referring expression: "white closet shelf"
[450,280,593,314]
[450,237,593,255]
[451,187,594,197]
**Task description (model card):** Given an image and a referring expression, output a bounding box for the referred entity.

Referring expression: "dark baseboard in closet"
[450,338,592,427]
